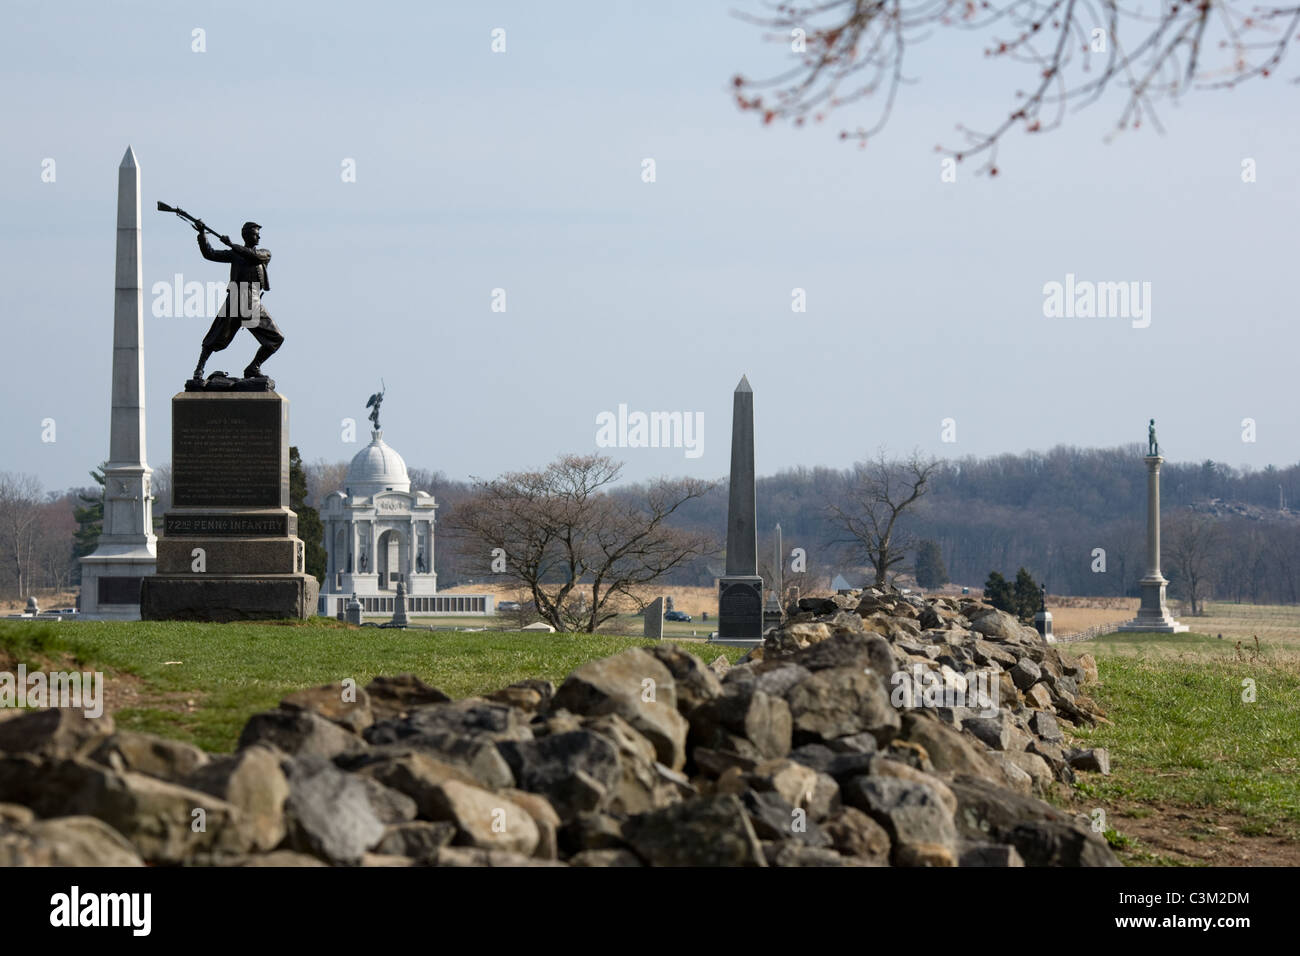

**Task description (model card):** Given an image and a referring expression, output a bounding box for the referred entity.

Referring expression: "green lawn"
[1067,630,1300,847]
[0,619,745,753]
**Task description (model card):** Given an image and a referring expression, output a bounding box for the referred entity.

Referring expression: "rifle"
[156,202,233,247]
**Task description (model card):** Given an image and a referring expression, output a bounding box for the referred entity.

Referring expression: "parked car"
[497,601,521,612]
[664,610,692,622]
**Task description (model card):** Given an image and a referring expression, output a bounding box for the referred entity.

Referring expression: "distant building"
[317,427,493,617]
[831,573,867,593]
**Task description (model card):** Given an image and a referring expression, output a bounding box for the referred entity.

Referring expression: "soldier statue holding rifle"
[157,202,284,387]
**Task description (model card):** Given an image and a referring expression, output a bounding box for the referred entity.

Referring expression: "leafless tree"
[0,473,44,599]
[828,449,940,587]
[444,454,718,632]
[304,459,350,508]
[733,0,1300,172]
[150,464,172,525]
[1165,510,1221,615]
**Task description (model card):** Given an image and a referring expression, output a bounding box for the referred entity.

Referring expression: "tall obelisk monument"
[714,375,764,646]
[1118,419,1187,633]
[80,146,157,619]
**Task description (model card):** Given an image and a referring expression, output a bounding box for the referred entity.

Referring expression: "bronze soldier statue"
[189,219,283,381]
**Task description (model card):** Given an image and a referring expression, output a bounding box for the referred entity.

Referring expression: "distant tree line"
[7,443,1300,610]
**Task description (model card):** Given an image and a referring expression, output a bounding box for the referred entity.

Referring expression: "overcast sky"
[3,0,1296,494]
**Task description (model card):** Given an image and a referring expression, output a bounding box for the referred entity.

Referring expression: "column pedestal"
[141,391,318,621]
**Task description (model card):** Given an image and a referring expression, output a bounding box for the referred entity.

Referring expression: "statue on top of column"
[1148,419,1159,457]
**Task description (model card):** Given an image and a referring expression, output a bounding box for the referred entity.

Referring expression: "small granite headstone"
[643,596,665,639]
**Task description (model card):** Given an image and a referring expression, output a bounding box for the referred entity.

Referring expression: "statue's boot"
[193,348,212,380]
[243,344,277,379]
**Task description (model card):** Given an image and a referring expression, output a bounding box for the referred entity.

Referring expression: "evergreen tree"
[290,447,327,584]
[983,571,1014,613]
[71,468,106,584]
[914,540,948,588]
[1013,567,1041,622]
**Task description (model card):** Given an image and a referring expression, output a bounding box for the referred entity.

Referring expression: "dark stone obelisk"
[716,375,764,646]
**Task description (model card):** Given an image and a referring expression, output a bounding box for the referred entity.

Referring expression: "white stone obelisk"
[1118,444,1187,633]
[80,146,157,619]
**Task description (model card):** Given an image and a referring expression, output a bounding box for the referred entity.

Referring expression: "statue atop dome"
[365,381,385,432]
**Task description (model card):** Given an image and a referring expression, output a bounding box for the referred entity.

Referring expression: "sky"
[2,0,1296,494]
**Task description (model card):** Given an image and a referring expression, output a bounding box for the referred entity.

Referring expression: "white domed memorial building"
[317,391,494,618]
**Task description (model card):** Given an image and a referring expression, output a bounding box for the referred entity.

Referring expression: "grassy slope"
[1066,629,1300,855]
[0,619,745,753]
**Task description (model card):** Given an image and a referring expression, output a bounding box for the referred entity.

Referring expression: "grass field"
[1064,609,1300,865]
[0,619,745,753]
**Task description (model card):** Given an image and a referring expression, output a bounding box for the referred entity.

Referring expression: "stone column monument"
[1118,421,1188,633]
[714,376,764,647]
[80,147,157,620]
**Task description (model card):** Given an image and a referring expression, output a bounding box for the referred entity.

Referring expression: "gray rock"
[822,805,891,863]
[0,709,114,759]
[786,666,900,746]
[352,752,480,818]
[497,730,621,821]
[0,815,144,866]
[557,812,628,856]
[741,789,831,847]
[764,843,861,867]
[283,757,385,865]
[348,734,515,790]
[184,745,290,852]
[551,649,689,771]
[1009,820,1121,866]
[842,776,957,864]
[423,780,540,857]
[1067,747,1111,774]
[373,821,457,860]
[959,842,1025,867]
[622,794,766,867]
[364,698,532,745]
[90,731,209,781]
[583,714,681,816]
[962,713,1012,751]
[364,674,451,721]
[785,632,896,677]
[1028,710,1064,743]
[238,709,366,761]
[355,774,419,824]
[280,682,374,734]
[0,755,249,863]
[1009,658,1042,691]
[644,643,723,715]
[688,686,792,759]
[788,743,874,782]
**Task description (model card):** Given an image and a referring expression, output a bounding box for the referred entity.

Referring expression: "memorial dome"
[346,430,410,496]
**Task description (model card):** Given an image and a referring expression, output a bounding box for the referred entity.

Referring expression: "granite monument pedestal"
[141,391,318,621]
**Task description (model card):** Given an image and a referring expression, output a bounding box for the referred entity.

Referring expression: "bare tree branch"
[733,1,1299,172]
